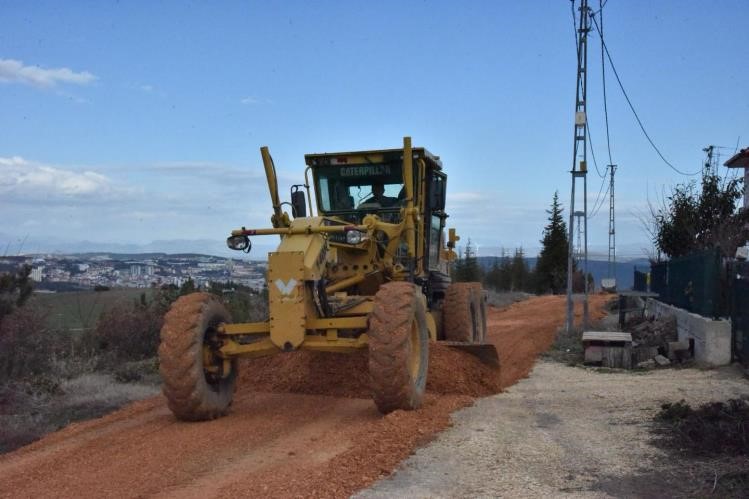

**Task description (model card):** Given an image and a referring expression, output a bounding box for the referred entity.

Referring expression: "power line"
[588,12,701,177]
[590,176,610,219]
[586,121,606,178]
[588,167,609,218]
[591,0,608,15]
[570,0,579,53]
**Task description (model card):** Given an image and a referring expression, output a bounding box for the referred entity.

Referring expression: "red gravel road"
[0,294,608,498]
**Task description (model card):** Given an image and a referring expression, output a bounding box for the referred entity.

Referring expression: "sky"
[1,0,748,260]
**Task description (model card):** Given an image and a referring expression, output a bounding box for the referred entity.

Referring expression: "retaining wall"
[645,299,731,366]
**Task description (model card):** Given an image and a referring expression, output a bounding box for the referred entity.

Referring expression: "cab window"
[315,163,404,213]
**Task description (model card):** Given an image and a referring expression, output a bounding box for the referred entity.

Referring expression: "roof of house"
[725,147,749,168]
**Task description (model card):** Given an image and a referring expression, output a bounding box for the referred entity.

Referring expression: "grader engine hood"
[267,217,328,350]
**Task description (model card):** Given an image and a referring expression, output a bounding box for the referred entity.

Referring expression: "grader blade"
[440,341,500,368]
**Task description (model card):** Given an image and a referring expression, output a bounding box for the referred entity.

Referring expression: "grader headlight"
[226,234,251,252]
[345,229,366,245]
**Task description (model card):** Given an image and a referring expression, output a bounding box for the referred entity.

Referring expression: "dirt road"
[359,362,749,498]
[0,294,607,498]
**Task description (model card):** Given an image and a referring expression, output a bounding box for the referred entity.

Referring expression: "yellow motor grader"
[159,136,497,421]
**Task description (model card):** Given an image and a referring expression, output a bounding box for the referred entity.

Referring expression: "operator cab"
[308,156,404,224]
[305,147,448,273]
[305,147,443,226]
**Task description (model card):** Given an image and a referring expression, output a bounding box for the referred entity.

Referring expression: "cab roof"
[304,146,442,170]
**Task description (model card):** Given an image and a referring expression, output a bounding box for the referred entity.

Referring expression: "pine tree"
[484,257,501,291]
[535,192,569,294]
[510,247,529,291]
[462,239,483,282]
[453,239,483,282]
[179,277,196,296]
[451,246,465,281]
[498,248,512,290]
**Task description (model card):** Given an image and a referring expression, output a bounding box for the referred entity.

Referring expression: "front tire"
[368,282,429,414]
[158,292,237,421]
[443,282,480,342]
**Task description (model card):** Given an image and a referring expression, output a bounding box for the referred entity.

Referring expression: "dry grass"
[485,290,531,309]
[60,373,158,406]
[0,372,158,454]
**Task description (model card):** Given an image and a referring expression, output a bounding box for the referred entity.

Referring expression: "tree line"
[452,191,592,294]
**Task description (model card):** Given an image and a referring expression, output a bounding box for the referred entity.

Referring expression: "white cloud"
[141,160,302,188]
[0,156,134,202]
[449,191,489,202]
[0,156,281,247]
[0,59,97,88]
[240,96,259,105]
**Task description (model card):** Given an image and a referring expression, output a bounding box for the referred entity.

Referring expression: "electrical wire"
[589,12,701,176]
[590,181,610,219]
[586,120,606,178]
[588,169,609,219]
[570,0,579,55]
[590,182,609,219]
[591,0,608,15]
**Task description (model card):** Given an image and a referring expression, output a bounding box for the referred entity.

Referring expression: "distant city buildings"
[30,266,43,282]
[0,254,267,292]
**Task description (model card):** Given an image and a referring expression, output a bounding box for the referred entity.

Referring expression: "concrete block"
[637,359,656,369]
[654,354,671,366]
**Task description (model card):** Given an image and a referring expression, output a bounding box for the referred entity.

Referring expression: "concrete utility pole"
[607,164,617,281]
[566,0,591,333]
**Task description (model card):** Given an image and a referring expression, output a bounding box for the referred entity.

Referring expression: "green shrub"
[0,305,54,380]
[89,300,163,362]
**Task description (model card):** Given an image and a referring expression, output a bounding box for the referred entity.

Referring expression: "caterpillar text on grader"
[159,136,499,421]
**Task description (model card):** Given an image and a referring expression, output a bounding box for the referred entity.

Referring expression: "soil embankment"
[0,294,608,498]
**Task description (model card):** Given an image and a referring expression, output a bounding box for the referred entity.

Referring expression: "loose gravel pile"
[241,342,501,399]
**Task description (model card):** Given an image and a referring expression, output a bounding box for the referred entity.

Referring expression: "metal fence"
[731,261,749,367]
[649,248,725,318]
[642,253,749,366]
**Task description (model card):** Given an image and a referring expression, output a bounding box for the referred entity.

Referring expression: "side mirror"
[291,186,307,218]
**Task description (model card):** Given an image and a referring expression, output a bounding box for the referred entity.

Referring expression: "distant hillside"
[477,257,650,290]
[71,252,230,261]
[1,232,276,260]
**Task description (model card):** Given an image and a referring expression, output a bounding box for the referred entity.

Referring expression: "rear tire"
[471,283,488,342]
[443,282,480,342]
[368,282,429,414]
[159,292,237,421]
